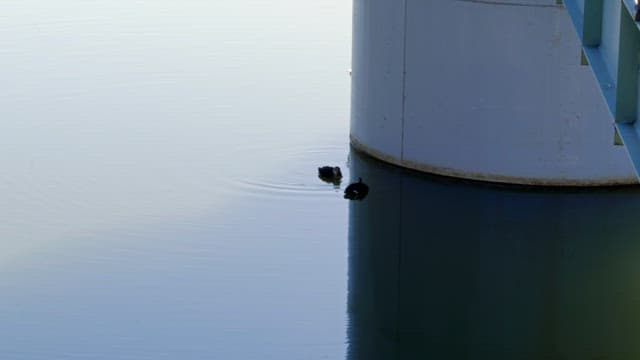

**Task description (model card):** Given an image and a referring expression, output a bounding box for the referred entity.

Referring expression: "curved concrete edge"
[350,135,639,187]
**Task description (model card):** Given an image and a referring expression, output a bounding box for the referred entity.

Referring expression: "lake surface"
[2,1,640,359]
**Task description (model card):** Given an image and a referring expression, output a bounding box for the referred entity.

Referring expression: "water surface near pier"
[2,1,640,359]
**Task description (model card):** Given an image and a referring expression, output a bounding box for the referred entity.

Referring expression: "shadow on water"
[346,147,640,360]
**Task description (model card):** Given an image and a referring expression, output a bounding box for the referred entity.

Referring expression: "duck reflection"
[347,148,640,360]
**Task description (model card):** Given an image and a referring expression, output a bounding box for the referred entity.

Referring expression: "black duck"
[344,177,369,200]
[318,166,343,183]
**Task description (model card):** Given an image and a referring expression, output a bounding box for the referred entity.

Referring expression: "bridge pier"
[350,0,637,185]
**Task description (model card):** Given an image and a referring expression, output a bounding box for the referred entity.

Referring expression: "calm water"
[2,1,640,359]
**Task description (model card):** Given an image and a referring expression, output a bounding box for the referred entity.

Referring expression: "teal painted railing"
[564,0,640,179]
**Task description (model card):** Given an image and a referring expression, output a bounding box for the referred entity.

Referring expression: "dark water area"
[348,150,640,360]
[3,1,640,359]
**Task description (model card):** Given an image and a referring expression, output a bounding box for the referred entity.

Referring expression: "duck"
[344,177,369,200]
[318,166,343,183]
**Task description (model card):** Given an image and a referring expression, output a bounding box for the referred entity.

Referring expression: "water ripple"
[225,143,349,199]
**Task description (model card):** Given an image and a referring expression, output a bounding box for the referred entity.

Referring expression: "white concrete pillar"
[351,0,637,185]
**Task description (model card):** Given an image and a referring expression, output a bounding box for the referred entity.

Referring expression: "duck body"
[344,177,369,200]
[318,166,343,183]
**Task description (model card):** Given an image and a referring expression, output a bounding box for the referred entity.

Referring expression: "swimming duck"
[318,166,343,183]
[344,177,369,200]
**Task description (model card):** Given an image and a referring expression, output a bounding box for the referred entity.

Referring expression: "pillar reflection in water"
[346,148,640,360]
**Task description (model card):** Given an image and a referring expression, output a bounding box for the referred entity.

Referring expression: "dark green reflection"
[347,148,640,360]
